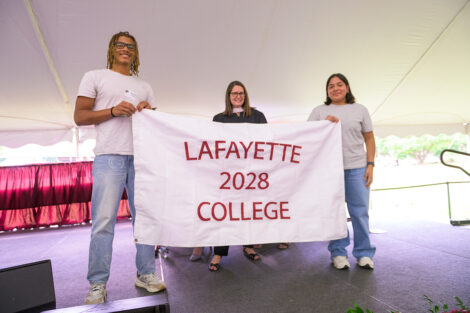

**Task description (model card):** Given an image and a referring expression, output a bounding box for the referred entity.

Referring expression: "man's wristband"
[110,106,116,117]
[367,161,375,167]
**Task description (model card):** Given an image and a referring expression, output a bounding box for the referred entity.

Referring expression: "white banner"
[133,111,347,246]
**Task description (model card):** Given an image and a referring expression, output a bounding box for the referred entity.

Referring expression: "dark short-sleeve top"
[212,109,267,124]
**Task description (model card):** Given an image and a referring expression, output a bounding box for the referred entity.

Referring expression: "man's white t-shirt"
[308,103,373,170]
[77,69,156,156]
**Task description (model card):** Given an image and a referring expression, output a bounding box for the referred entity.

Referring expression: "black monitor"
[0,260,56,313]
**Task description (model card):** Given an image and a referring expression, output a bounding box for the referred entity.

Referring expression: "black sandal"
[209,263,221,272]
[243,248,261,261]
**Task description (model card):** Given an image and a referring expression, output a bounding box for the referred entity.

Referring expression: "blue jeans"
[328,166,376,260]
[87,155,155,284]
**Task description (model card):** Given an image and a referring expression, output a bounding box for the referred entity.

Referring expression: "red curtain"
[0,162,131,231]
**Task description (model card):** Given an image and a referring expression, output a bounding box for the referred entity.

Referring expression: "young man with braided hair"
[74,31,165,305]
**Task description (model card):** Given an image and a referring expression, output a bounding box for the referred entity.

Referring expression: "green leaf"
[424,295,434,305]
[347,301,364,313]
[456,296,469,310]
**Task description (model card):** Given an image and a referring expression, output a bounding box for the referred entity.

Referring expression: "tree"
[376,133,467,164]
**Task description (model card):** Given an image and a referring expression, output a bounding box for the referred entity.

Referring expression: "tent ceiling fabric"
[1,0,469,148]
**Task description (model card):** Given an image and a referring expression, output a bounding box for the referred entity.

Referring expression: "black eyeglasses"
[230,92,245,97]
[115,41,136,51]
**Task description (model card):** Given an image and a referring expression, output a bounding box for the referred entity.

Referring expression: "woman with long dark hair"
[308,73,376,270]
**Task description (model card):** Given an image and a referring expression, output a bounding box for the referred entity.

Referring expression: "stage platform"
[0,215,469,312]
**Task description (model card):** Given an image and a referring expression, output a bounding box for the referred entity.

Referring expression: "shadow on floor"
[0,216,469,312]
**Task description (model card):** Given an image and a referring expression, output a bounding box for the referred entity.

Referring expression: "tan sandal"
[277,243,289,250]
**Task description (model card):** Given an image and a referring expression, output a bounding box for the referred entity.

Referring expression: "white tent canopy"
[1,0,469,149]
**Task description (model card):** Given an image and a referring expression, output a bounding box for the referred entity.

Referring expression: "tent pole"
[74,126,80,158]
[73,127,80,158]
[24,0,73,117]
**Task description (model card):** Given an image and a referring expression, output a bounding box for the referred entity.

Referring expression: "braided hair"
[106,31,140,76]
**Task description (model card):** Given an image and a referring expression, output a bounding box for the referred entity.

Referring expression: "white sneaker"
[135,273,166,292]
[332,256,350,270]
[85,283,106,304]
[358,257,374,269]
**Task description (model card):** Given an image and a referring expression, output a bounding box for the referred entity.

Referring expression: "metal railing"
[440,149,470,176]
[439,149,470,225]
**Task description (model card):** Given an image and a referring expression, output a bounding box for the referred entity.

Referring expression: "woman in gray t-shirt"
[308,73,376,270]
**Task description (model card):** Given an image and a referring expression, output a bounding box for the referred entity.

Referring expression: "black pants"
[214,245,254,256]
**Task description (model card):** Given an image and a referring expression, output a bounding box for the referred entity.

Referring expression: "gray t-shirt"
[307,103,373,169]
[77,69,156,156]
